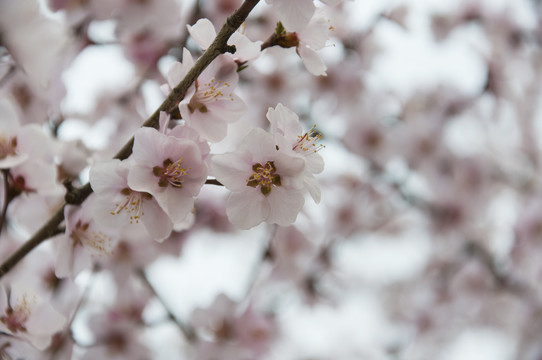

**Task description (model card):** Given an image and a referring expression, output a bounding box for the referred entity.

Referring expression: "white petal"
[132,127,166,166]
[127,164,162,195]
[306,153,325,174]
[211,153,251,192]
[187,18,216,50]
[272,0,315,32]
[89,159,124,193]
[267,103,302,139]
[297,45,327,76]
[226,190,270,229]
[238,128,276,161]
[229,32,262,62]
[181,104,229,142]
[266,187,305,226]
[154,190,194,224]
[54,234,75,278]
[26,302,66,350]
[141,198,174,241]
[304,174,321,204]
[299,9,331,50]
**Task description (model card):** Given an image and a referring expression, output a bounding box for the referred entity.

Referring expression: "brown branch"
[0,170,10,234]
[0,0,261,279]
[0,206,65,278]
[137,269,197,342]
[204,178,223,186]
[0,64,16,88]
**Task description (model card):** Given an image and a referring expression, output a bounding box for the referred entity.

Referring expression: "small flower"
[187,18,262,63]
[265,0,315,32]
[267,10,332,76]
[164,49,247,142]
[0,285,66,350]
[127,127,208,224]
[89,159,174,242]
[212,128,306,229]
[54,199,117,279]
[0,98,27,169]
[267,103,325,203]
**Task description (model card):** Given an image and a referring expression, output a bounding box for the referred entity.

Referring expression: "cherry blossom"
[0,285,66,350]
[127,127,208,225]
[265,0,315,31]
[54,200,117,278]
[267,103,324,202]
[2,1,540,359]
[212,127,306,229]
[164,48,247,142]
[0,98,26,169]
[89,159,174,241]
[187,18,262,63]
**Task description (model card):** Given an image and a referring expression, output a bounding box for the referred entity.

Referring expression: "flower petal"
[266,187,305,226]
[297,45,327,76]
[187,18,216,50]
[226,190,270,229]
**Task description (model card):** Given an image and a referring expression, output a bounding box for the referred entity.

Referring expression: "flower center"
[110,188,152,224]
[0,293,34,334]
[292,125,325,154]
[70,220,112,255]
[246,161,281,195]
[0,135,17,160]
[187,76,234,114]
[153,158,189,188]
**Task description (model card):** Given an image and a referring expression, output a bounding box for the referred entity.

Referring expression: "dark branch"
[205,179,223,186]
[138,269,197,342]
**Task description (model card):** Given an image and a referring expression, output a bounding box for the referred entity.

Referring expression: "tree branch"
[137,269,197,342]
[0,0,261,279]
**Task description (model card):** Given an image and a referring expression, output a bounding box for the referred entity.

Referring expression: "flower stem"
[137,269,197,343]
[0,169,10,234]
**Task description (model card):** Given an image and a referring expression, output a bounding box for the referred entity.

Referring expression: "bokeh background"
[1,0,542,358]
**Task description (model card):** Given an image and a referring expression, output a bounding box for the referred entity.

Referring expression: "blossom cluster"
[2,0,541,359]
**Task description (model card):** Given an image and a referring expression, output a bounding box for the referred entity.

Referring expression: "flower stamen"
[246,161,281,195]
[292,125,325,153]
[153,158,190,188]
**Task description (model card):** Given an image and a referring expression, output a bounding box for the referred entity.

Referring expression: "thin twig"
[0,170,10,234]
[204,179,223,186]
[137,268,197,342]
[0,0,261,279]
[0,64,16,88]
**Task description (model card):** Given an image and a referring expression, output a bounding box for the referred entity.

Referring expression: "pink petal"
[266,187,305,226]
[297,45,327,76]
[211,153,251,192]
[267,103,302,139]
[187,18,216,50]
[141,198,174,241]
[227,190,270,229]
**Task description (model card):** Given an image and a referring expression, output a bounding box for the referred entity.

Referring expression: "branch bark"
[0,0,261,279]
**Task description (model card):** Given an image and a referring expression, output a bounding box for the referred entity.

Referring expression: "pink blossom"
[127,127,208,224]
[0,98,26,169]
[190,294,276,359]
[0,285,66,350]
[54,200,117,279]
[187,18,262,63]
[265,0,315,32]
[89,159,174,242]
[164,49,247,142]
[212,128,306,229]
[294,9,332,76]
[267,103,324,203]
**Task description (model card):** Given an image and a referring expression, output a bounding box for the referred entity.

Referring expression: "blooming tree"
[0,0,541,358]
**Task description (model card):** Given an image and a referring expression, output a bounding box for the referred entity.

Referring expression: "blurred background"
[1,0,542,359]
